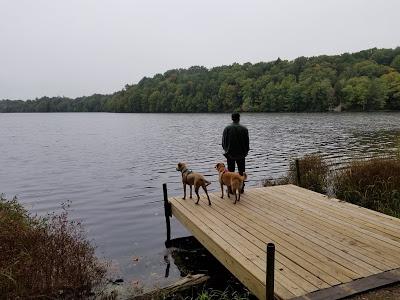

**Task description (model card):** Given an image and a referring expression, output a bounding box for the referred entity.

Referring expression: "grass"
[264,153,328,194]
[289,154,329,194]
[0,195,108,299]
[187,287,251,300]
[333,157,400,218]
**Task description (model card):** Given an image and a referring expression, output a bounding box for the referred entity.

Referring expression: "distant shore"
[2,47,400,114]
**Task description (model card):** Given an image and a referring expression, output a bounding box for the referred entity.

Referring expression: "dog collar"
[182,168,193,175]
[222,168,228,174]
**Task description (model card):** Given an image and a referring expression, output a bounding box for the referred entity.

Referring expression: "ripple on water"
[1,112,400,287]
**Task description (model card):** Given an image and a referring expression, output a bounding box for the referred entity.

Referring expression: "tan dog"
[176,162,211,205]
[215,162,247,204]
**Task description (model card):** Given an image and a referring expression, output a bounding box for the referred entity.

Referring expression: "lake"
[1,112,399,289]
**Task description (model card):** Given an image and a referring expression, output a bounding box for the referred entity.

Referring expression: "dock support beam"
[163,183,172,247]
[295,159,301,187]
[266,243,275,300]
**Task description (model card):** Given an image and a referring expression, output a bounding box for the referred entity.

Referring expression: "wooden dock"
[167,184,400,300]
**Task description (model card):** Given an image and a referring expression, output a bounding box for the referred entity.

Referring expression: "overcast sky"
[1,0,400,100]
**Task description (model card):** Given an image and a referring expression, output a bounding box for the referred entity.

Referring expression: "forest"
[1,47,400,113]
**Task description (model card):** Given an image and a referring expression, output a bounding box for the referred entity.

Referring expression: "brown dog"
[215,162,247,204]
[176,162,211,205]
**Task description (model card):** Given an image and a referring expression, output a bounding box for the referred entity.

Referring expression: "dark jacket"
[222,122,249,159]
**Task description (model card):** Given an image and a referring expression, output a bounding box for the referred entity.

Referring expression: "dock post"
[295,159,301,186]
[266,243,275,300]
[163,183,172,247]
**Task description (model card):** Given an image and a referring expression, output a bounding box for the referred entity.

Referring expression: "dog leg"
[202,185,211,206]
[183,183,186,200]
[195,186,200,204]
[220,183,224,198]
[189,185,192,199]
[234,190,238,204]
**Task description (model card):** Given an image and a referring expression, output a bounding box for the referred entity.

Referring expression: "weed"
[0,195,107,299]
[264,154,328,194]
[333,157,400,217]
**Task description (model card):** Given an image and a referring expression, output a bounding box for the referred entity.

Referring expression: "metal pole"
[266,243,275,300]
[295,159,301,186]
[163,183,171,247]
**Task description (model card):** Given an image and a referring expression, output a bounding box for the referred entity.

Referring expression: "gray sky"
[1,0,400,100]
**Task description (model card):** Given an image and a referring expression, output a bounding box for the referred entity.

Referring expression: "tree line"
[1,47,400,113]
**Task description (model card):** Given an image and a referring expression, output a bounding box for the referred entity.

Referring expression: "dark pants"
[227,157,245,175]
[227,157,246,193]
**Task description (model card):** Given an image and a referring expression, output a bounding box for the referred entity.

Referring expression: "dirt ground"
[346,283,400,300]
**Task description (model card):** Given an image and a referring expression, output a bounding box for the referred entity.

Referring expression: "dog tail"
[241,172,247,181]
[205,180,211,186]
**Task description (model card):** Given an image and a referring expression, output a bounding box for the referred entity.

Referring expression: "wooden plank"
[264,185,400,240]
[170,199,270,299]
[233,194,378,277]
[176,195,317,295]
[204,194,335,288]
[193,196,325,293]
[204,195,359,282]
[253,187,400,257]
[262,187,400,264]
[168,185,400,300]
[170,197,296,299]
[178,197,312,296]
[248,189,400,269]
[276,185,400,255]
[291,268,400,300]
[287,184,400,226]
[207,194,344,286]
[245,192,393,272]
[280,185,400,241]
[284,185,400,232]
[271,185,400,250]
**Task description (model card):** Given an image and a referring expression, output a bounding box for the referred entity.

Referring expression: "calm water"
[1,112,400,288]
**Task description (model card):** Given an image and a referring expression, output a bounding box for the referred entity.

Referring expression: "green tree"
[342,77,370,110]
[218,83,240,111]
[381,71,400,109]
[353,60,387,77]
[391,55,400,72]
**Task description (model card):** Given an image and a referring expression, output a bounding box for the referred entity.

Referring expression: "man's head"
[231,112,240,123]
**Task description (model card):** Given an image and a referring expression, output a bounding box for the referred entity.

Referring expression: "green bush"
[333,157,400,217]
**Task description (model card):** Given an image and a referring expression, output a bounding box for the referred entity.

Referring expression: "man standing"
[222,112,249,193]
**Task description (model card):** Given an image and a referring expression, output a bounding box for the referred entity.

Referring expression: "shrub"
[264,154,329,194]
[0,196,107,299]
[333,157,400,217]
[291,154,329,193]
